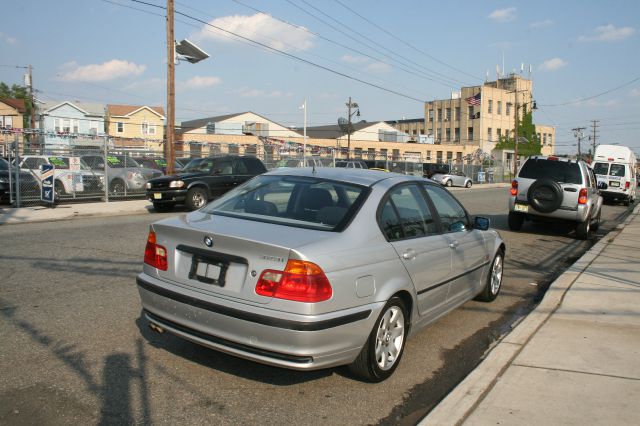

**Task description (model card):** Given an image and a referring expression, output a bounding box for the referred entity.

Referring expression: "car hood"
[149,172,207,182]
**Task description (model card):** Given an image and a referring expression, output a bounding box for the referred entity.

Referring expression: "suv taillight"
[578,188,588,204]
[510,180,518,196]
[144,229,168,271]
[256,260,332,302]
[625,181,630,189]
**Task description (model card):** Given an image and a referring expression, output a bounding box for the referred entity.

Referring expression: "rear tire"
[349,297,408,382]
[110,179,126,194]
[445,180,453,187]
[186,187,208,210]
[592,208,601,232]
[465,180,472,188]
[508,211,524,231]
[475,250,504,302]
[575,216,591,240]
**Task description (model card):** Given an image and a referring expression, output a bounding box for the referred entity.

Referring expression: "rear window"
[203,175,367,231]
[518,159,582,184]
[610,164,627,177]
[592,162,609,175]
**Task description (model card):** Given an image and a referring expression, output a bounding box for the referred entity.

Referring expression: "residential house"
[38,101,107,150]
[106,104,165,150]
[0,98,26,130]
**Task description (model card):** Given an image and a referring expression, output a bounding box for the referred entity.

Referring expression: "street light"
[346,97,359,160]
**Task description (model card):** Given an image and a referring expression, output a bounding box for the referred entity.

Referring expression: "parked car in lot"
[0,158,41,204]
[508,156,603,239]
[431,170,473,188]
[132,156,182,174]
[335,159,368,169]
[146,155,267,211]
[16,155,104,199]
[81,154,162,194]
[137,168,505,381]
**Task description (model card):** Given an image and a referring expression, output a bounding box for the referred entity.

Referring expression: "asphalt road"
[0,188,633,425]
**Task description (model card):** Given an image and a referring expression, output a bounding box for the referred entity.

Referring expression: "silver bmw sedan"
[137,167,505,382]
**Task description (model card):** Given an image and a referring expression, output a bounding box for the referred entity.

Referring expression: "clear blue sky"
[2,0,639,155]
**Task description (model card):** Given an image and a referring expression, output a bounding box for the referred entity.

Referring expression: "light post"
[346,97,359,160]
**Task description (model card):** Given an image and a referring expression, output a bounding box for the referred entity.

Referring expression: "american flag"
[465,93,481,106]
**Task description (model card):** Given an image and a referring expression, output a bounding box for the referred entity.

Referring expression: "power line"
[540,75,640,107]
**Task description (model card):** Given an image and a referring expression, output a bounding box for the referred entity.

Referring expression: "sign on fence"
[41,164,55,203]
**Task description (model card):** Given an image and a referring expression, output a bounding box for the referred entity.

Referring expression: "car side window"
[212,160,233,175]
[235,159,248,174]
[379,184,437,241]
[423,184,469,232]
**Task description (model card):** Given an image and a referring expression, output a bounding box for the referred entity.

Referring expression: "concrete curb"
[420,202,640,426]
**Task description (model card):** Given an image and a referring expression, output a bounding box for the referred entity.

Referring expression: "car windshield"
[0,158,9,171]
[592,162,609,175]
[202,174,368,231]
[519,159,582,184]
[180,158,207,172]
[106,155,140,168]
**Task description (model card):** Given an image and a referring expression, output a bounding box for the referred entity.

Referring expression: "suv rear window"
[519,159,582,184]
[592,162,609,175]
[610,164,626,177]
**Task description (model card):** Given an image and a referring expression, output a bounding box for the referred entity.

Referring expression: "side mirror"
[474,216,490,231]
[597,181,608,190]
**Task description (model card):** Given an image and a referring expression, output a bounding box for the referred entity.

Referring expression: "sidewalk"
[422,204,640,425]
[0,199,152,225]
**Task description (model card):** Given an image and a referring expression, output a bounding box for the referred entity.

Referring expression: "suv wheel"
[527,178,564,213]
[575,216,591,240]
[186,187,207,210]
[508,211,524,231]
[592,208,601,232]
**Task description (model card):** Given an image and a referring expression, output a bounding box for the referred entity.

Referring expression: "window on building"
[455,107,460,121]
[446,108,451,121]
[354,148,362,159]
[437,108,442,122]
[89,120,99,135]
[487,127,493,142]
[468,127,474,141]
[537,132,541,143]
[548,134,553,145]
[497,101,502,115]
[368,148,375,159]
[437,129,442,143]
[380,148,388,158]
[488,100,493,114]
[454,128,460,142]
[543,134,547,145]
[506,103,511,116]
[0,116,13,129]
[428,109,434,122]
[62,119,70,133]
[426,150,432,161]
[117,122,124,133]
[446,128,451,142]
[456,152,463,162]
[420,129,425,135]
[54,118,61,133]
[468,106,474,119]
[497,128,502,139]
[437,151,443,163]
[72,120,79,133]
[447,151,453,161]
[392,149,400,160]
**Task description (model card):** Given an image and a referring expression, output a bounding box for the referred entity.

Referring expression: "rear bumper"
[600,190,632,200]
[509,197,589,222]
[136,273,381,370]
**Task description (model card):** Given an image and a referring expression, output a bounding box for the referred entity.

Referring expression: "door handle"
[402,249,416,260]
[449,241,459,249]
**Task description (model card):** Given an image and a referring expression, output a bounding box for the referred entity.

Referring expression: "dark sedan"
[0,158,41,204]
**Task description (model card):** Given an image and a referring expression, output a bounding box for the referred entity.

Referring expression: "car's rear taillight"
[625,181,630,189]
[578,188,588,204]
[144,229,168,271]
[510,180,518,196]
[256,260,332,302]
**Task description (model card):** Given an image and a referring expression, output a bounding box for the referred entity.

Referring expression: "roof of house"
[305,121,377,139]
[41,101,105,117]
[178,111,300,135]
[107,104,165,118]
[0,98,26,113]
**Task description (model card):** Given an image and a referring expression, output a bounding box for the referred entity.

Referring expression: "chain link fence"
[1,132,510,208]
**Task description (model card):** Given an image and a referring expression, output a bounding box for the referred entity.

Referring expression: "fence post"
[103,136,109,203]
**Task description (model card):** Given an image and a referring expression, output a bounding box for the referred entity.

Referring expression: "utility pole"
[590,120,599,158]
[572,127,586,160]
[165,0,176,175]
[346,97,359,160]
[27,65,34,130]
[513,96,519,176]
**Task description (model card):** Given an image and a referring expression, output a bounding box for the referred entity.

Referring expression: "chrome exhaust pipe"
[148,322,165,334]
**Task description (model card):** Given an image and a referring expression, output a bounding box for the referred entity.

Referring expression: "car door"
[380,183,452,319]
[203,158,235,198]
[423,184,488,304]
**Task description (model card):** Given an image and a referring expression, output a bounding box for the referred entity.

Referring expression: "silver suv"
[508,156,603,239]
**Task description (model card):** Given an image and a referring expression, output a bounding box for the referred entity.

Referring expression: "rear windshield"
[610,164,627,177]
[592,162,609,175]
[519,159,582,184]
[202,175,368,231]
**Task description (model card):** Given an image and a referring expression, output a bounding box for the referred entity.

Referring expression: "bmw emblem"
[204,236,214,247]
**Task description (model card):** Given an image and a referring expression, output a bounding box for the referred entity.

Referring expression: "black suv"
[146,155,267,211]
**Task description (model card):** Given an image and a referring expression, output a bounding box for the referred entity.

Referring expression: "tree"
[494,105,542,157]
[0,81,33,128]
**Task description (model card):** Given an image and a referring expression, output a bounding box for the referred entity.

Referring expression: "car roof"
[265,167,415,187]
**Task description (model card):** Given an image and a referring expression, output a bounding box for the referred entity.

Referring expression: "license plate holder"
[514,203,529,213]
[154,192,162,199]
[609,181,620,187]
[189,255,228,287]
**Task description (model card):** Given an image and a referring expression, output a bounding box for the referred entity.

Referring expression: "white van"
[592,144,637,205]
